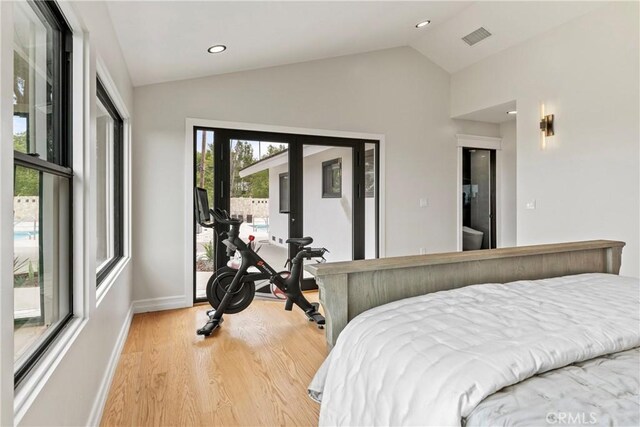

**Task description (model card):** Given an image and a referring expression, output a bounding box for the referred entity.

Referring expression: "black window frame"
[364,149,375,198]
[95,78,125,285]
[13,0,74,387]
[322,158,342,198]
[279,172,290,213]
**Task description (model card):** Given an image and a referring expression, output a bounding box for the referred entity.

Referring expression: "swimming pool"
[14,230,38,241]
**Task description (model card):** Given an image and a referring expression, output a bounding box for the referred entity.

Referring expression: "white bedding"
[308,273,640,426]
[466,347,640,426]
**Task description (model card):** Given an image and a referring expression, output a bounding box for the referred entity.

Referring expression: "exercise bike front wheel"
[206,272,255,314]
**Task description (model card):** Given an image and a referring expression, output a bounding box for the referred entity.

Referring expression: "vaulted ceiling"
[105,1,606,87]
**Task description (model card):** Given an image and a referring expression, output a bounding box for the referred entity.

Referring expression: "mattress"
[308,273,640,426]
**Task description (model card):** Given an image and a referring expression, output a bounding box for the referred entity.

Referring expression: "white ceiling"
[106,1,470,86]
[106,1,607,87]
[410,1,605,73]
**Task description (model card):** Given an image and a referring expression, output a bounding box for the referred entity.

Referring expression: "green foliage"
[13,257,27,274]
[195,141,214,206]
[246,170,269,198]
[13,133,39,196]
[230,142,287,198]
[202,241,215,261]
[230,141,255,197]
[28,261,35,280]
[198,139,287,201]
[13,257,38,288]
[264,144,287,157]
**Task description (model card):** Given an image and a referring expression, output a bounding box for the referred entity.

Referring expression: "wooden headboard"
[305,240,625,348]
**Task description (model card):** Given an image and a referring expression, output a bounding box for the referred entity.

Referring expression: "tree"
[244,144,287,198]
[13,132,39,196]
[225,141,289,199]
[230,141,255,197]
[195,141,214,206]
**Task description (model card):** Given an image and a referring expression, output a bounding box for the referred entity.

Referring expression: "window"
[322,158,342,198]
[13,0,73,385]
[364,149,375,198]
[279,173,290,213]
[96,79,124,284]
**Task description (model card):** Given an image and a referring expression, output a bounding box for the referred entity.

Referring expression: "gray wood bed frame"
[305,240,625,349]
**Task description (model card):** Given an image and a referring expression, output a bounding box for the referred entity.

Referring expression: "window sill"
[13,316,87,424]
[96,256,131,307]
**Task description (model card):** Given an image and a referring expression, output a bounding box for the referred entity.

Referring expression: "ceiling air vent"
[462,27,492,46]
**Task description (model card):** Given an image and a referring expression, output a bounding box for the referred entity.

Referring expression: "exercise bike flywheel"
[206,271,255,314]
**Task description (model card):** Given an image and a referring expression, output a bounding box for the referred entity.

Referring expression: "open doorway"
[454,100,517,251]
[193,127,380,303]
[462,148,496,250]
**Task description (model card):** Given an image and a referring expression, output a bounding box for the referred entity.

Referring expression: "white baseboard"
[132,295,188,314]
[86,296,189,425]
[87,304,134,427]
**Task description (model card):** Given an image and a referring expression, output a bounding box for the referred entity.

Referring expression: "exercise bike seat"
[286,236,313,247]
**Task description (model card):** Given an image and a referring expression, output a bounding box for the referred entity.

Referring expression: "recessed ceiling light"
[506,110,517,115]
[415,20,431,28]
[207,45,227,54]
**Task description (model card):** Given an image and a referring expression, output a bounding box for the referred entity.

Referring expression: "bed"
[304,240,639,426]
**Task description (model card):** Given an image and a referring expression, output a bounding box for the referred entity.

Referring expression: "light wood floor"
[101,294,327,426]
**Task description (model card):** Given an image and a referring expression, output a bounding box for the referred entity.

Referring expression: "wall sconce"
[540,114,554,137]
[540,103,554,150]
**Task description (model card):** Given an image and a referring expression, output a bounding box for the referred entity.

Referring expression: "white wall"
[268,163,289,247]
[133,46,467,302]
[0,1,134,425]
[267,146,377,260]
[451,2,639,277]
[268,146,362,262]
[499,120,517,247]
[453,119,500,139]
[303,147,355,263]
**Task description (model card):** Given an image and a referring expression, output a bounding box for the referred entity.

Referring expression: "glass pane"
[13,1,57,161]
[303,145,352,264]
[364,144,377,259]
[14,166,71,369]
[229,140,289,286]
[195,130,215,300]
[96,98,115,269]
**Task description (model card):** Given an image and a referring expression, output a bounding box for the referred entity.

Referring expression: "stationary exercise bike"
[194,187,327,337]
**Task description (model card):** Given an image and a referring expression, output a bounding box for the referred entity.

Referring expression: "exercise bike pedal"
[197,317,223,336]
[304,309,326,327]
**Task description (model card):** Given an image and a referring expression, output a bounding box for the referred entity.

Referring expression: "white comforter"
[466,347,640,426]
[309,273,640,426]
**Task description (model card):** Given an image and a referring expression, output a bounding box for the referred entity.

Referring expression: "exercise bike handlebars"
[210,208,242,226]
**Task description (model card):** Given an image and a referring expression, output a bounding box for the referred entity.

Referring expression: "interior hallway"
[100,294,326,426]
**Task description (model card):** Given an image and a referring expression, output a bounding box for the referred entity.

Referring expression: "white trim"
[87,304,134,427]
[96,58,131,119]
[456,134,502,150]
[96,258,131,307]
[132,296,187,314]
[95,58,133,305]
[0,4,16,422]
[239,145,330,178]
[10,2,90,424]
[14,318,87,424]
[455,134,503,251]
[184,118,387,306]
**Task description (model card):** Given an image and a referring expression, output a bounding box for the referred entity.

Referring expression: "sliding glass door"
[193,128,379,302]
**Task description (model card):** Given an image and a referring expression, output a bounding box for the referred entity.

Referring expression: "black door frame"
[193,127,380,303]
[462,147,497,249]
